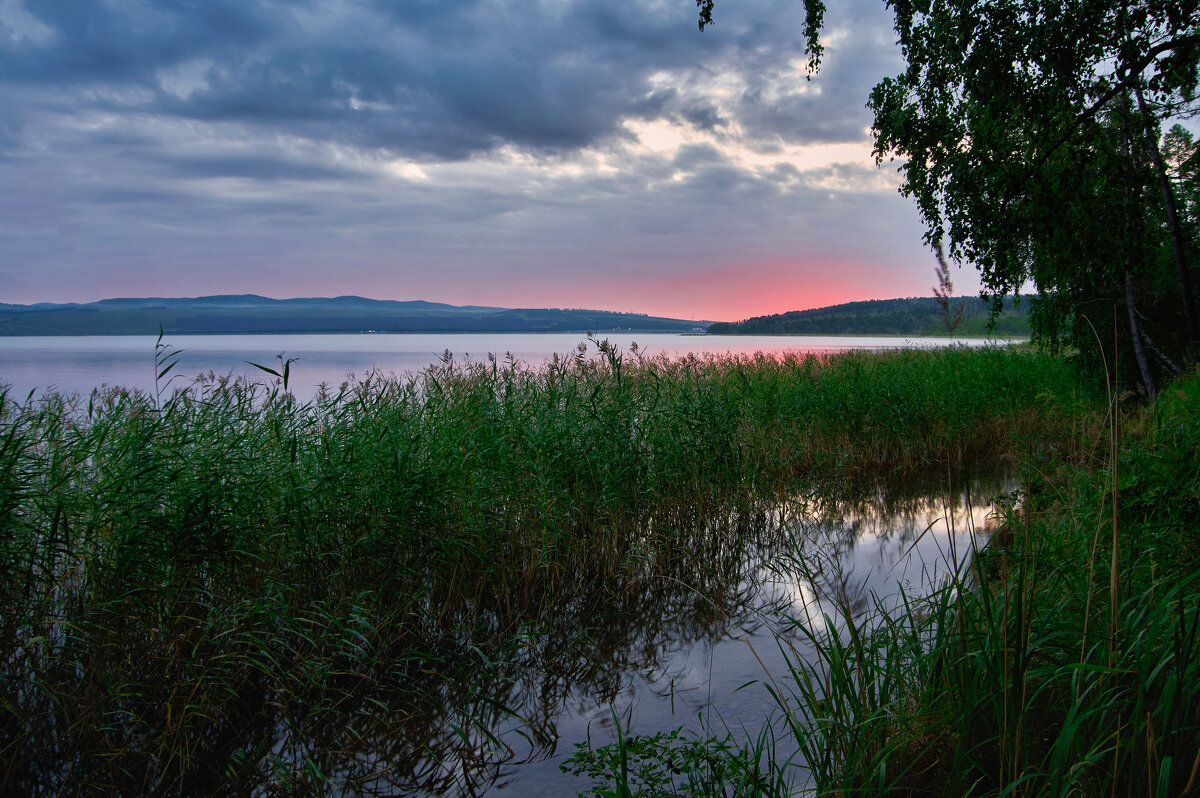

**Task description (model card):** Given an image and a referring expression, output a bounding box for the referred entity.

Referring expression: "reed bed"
[0,343,1082,794]
[571,368,1200,797]
[784,372,1200,797]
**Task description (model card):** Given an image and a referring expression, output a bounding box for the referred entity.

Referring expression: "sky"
[0,0,984,322]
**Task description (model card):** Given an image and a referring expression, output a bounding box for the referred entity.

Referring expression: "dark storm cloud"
[2,0,884,162]
[2,0,271,82]
[677,101,727,132]
[1,0,952,314]
[731,5,905,144]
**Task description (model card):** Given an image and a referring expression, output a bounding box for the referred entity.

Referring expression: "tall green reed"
[0,343,1085,794]
[653,368,1200,798]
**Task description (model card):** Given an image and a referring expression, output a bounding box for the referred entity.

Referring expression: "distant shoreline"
[0,295,709,337]
[0,294,1030,338]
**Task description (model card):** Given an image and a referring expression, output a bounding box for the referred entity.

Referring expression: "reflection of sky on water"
[490,478,1010,796]
[1,332,1004,401]
[281,483,1006,796]
[2,334,1016,795]
[784,493,999,628]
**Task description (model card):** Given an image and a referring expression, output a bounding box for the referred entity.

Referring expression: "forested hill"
[0,295,708,336]
[706,296,1031,337]
[0,294,1033,337]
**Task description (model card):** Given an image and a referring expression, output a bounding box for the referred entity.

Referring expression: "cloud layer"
[0,0,979,319]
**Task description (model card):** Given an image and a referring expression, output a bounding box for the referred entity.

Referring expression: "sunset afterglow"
[0,0,983,320]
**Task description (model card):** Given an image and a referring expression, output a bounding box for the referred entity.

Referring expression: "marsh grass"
[571,368,1200,797]
[775,408,1200,798]
[0,343,1082,794]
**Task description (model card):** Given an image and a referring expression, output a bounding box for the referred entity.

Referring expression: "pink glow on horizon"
[14,255,983,324]
[493,259,945,322]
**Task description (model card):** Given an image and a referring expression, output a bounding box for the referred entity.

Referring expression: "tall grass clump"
[0,343,1085,794]
[716,369,1200,797]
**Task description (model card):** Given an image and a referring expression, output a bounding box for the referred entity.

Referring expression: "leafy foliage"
[703,0,1200,389]
[706,295,1030,336]
[866,0,1200,387]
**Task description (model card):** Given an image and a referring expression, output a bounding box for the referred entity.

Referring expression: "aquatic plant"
[571,368,1200,797]
[0,343,1085,794]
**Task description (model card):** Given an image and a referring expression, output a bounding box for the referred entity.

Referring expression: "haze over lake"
[0,333,1010,401]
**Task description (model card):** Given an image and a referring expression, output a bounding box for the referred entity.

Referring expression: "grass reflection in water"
[0,343,1077,795]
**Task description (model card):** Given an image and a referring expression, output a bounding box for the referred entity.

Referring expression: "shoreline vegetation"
[0,294,1027,338]
[566,356,1200,796]
[0,295,707,337]
[2,342,1196,795]
[706,296,1032,338]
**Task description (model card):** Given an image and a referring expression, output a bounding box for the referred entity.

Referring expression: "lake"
[254,474,1004,795]
[0,332,1010,400]
[0,331,1018,794]
[481,477,1007,795]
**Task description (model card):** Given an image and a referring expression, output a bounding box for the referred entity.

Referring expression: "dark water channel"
[303,473,1013,796]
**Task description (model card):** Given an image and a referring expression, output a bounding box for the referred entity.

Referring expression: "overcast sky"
[0,0,983,321]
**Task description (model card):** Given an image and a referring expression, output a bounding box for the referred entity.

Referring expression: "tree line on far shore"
[706,296,1031,337]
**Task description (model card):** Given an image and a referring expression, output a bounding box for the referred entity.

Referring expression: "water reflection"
[9,472,1009,795]
[330,474,1011,795]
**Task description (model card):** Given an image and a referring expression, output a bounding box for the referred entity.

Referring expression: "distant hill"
[0,295,708,336]
[706,296,1031,337]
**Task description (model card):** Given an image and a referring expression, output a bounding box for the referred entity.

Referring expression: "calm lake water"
[0,332,1009,400]
[1,331,1016,794]
[388,477,1009,795]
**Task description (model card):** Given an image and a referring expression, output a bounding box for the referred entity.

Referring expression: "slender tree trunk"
[1134,83,1199,360]
[1120,92,1158,401]
[1125,272,1157,402]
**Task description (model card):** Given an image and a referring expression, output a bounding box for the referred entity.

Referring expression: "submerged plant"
[563,717,786,797]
